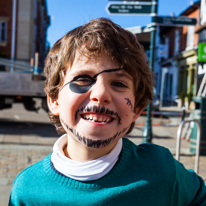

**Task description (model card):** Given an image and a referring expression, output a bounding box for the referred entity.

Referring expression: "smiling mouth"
[81,114,114,123]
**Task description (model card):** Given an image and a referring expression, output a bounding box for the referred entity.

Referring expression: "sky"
[47,0,199,47]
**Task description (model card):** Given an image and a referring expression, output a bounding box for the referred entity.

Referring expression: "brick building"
[158,1,201,108]
[0,0,13,60]
[0,0,50,71]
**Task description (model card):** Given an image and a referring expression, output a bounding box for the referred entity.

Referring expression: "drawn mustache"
[75,105,121,124]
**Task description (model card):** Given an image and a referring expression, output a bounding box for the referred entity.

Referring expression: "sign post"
[142,0,158,143]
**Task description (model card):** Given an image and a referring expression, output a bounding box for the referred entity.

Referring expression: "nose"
[90,79,112,104]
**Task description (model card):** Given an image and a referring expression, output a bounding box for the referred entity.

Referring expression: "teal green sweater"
[9,138,206,206]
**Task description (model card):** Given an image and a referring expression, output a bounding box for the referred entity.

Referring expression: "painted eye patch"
[69,75,96,94]
[60,68,122,94]
[60,74,95,94]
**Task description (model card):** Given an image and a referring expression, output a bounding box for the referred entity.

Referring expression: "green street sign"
[198,43,206,62]
[106,3,153,15]
[152,16,197,26]
[107,0,152,1]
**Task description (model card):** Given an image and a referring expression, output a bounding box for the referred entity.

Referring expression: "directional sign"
[107,0,151,1]
[106,2,153,15]
[152,16,197,26]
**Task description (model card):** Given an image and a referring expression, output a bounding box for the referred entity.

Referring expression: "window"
[0,21,7,42]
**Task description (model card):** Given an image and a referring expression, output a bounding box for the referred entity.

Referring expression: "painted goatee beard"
[60,118,130,148]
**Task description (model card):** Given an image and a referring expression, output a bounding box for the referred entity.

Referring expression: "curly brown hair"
[44,17,153,134]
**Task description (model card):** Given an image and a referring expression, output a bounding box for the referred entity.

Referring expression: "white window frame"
[0,21,7,42]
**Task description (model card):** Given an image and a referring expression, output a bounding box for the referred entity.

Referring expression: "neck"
[65,134,117,162]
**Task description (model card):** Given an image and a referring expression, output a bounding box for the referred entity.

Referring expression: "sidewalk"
[0,106,205,205]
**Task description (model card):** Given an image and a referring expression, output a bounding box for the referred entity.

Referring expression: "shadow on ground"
[0,119,58,138]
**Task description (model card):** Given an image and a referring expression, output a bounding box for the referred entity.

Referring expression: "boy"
[9,18,206,205]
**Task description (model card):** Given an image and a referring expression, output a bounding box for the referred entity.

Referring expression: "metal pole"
[160,68,168,108]
[10,0,17,72]
[176,119,201,174]
[142,0,158,143]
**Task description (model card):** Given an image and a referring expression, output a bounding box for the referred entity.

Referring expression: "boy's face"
[49,52,141,154]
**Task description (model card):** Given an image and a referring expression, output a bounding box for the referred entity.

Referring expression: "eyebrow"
[93,68,122,78]
[69,70,94,78]
[113,71,133,81]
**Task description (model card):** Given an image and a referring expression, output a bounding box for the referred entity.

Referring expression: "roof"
[179,0,200,16]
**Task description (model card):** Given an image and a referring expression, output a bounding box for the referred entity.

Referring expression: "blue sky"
[47,0,199,47]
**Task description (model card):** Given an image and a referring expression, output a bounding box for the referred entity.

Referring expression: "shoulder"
[15,154,49,182]
[9,154,51,205]
[10,154,51,195]
[122,138,176,178]
[122,139,206,205]
[123,138,173,162]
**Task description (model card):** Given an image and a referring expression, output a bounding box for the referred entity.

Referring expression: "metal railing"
[176,119,201,174]
[0,57,34,72]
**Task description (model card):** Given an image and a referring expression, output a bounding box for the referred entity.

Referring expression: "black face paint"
[60,118,130,148]
[60,68,122,94]
[60,75,96,94]
[75,105,122,124]
[93,68,122,78]
[124,98,133,112]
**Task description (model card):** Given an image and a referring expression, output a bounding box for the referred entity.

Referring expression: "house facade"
[159,1,201,108]
[196,0,206,91]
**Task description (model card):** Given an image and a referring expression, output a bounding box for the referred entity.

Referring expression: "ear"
[132,107,142,123]
[47,96,59,115]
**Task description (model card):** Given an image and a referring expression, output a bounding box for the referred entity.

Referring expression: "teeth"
[102,117,106,122]
[93,116,97,121]
[82,114,112,123]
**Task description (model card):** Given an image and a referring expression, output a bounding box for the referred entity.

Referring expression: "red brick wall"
[188,9,200,47]
[180,8,200,51]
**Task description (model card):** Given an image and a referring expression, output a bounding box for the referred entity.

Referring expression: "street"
[0,102,205,205]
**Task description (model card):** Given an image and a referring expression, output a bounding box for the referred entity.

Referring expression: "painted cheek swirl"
[124,98,133,112]
[60,68,122,94]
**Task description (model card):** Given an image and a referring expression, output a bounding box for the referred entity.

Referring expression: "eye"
[74,78,93,86]
[71,75,95,86]
[111,81,127,88]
